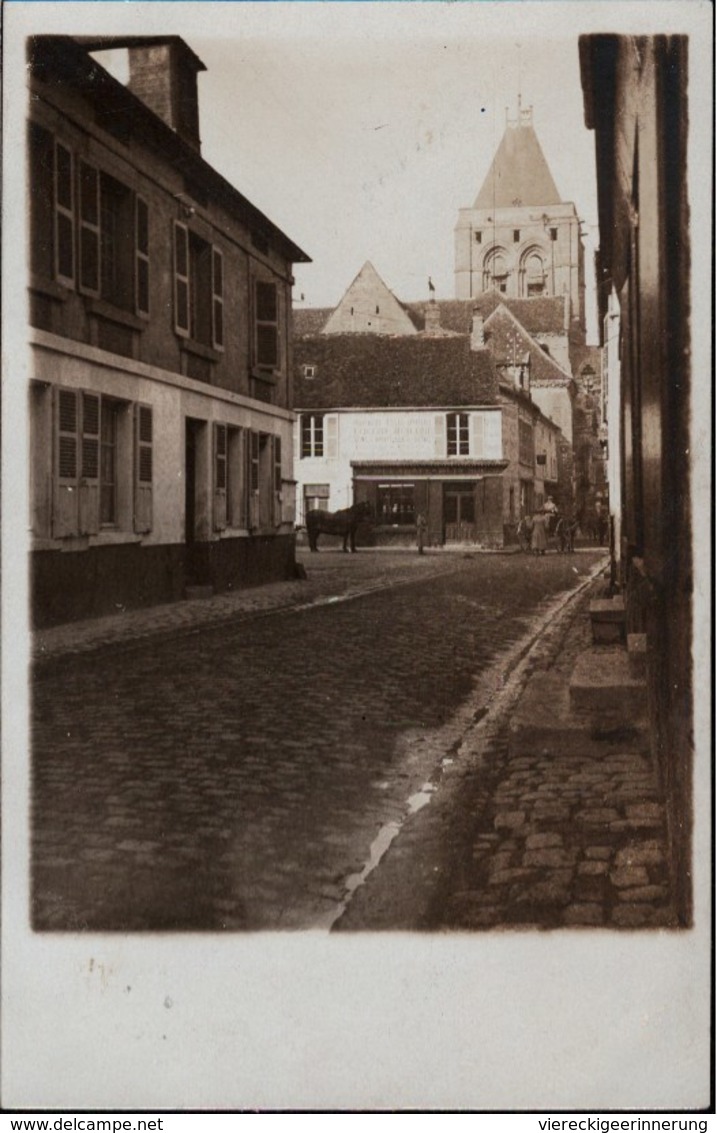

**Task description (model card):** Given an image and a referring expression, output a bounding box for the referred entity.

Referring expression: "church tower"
[455,103,586,340]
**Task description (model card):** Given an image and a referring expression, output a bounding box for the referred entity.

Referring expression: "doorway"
[444,484,476,543]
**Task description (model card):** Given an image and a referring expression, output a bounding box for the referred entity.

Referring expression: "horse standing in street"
[306,502,372,553]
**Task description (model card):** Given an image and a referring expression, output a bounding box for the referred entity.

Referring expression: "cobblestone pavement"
[336,584,677,932]
[32,548,605,932]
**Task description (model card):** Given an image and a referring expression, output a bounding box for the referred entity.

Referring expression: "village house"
[294,271,563,548]
[27,35,310,626]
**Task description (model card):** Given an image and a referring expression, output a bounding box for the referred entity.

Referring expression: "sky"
[191,9,601,324]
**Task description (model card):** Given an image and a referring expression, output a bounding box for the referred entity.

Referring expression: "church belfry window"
[550,227,558,241]
[475,231,482,243]
[513,229,520,242]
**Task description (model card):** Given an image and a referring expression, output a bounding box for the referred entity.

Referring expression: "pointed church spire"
[474,107,562,209]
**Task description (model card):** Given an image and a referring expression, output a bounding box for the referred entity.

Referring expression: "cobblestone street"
[33,548,606,932]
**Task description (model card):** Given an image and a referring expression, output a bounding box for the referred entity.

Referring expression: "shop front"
[352,460,508,548]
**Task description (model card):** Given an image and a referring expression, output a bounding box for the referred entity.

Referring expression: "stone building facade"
[580,33,692,923]
[27,35,309,626]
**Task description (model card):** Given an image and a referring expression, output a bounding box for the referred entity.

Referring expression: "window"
[302,365,316,379]
[483,248,509,293]
[475,230,482,243]
[550,227,558,241]
[48,387,151,538]
[513,229,520,242]
[518,419,534,467]
[447,412,470,457]
[174,222,224,348]
[29,123,55,279]
[54,141,75,286]
[255,280,279,370]
[301,414,324,458]
[75,159,149,314]
[377,484,415,526]
[304,484,330,516]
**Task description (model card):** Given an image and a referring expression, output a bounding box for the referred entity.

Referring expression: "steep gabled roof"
[294,335,500,410]
[474,113,562,210]
[483,303,574,388]
[323,261,418,336]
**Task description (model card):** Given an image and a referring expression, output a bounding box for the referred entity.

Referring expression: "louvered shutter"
[484,411,503,459]
[471,414,485,459]
[434,414,447,457]
[273,435,282,526]
[134,404,153,533]
[78,161,100,297]
[79,392,100,534]
[135,195,150,317]
[54,387,79,536]
[213,423,227,531]
[212,247,224,350]
[248,430,260,529]
[54,141,75,287]
[325,415,338,459]
[173,222,190,336]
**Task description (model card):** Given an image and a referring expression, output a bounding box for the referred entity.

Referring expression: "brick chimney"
[127,39,206,152]
[471,308,485,349]
[424,301,441,334]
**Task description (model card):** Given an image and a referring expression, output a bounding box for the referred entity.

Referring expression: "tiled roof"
[483,303,574,387]
[294,334,500,409]
[293,308,333,337]
[404,292,567,336]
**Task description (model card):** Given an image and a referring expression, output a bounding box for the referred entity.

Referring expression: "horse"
[555,515,579,553]
[306,501,372,553]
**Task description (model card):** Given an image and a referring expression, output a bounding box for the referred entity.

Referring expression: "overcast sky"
[192,9,600,322]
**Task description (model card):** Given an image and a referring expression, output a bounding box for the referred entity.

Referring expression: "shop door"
[444,485,477,543]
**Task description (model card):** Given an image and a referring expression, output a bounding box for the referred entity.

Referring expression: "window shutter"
[79,392,100,534]
[434,414,447,457]
[273,435,282,526]
[212,247,224,350]
[213,423,227,531]
[54,141,75,287]
[78,161,100,297]
[325,415,338,459]
[484,411,502,459]
[134,403,153,533]
[173,221,190,337]
[54,387,79,537]
[471,414,485,458]
[135,195,150,317]
[248,430,260,529]
[255,280,278,369]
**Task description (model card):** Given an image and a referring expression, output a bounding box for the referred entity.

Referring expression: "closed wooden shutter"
[79,392,100,534]
[273,435,282,526]
[434,414,446,457]
[78,160,100,297]
[212,247,224,350]
[54,141,75,287]
[134,404,153,533]
[54,387,79,537]
[248,430,260,529]
[471,414,485,458]
[213,423,227,531]
[135,195,150,317]
[173,221,190,336]
[325,415,338,459]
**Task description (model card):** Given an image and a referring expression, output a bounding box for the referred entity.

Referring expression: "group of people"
[520,496,559,556]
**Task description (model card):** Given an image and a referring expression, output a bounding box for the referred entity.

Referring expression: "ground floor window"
[304,484,330,518]
[377,483,415,525]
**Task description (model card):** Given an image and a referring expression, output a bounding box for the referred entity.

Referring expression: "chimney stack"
[424,301,441,334]
[128,39,206,152]
[471,308,485,349]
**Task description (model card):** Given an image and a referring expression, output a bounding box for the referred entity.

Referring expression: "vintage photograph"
[4,0,712,1111]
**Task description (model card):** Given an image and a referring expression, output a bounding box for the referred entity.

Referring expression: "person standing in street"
[530,508,548,555]
[416,511,427,554]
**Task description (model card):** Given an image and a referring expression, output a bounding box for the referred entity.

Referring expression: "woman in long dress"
[531,509,548,555]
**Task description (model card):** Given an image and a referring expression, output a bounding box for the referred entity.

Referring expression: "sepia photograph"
[2,0,712,1112]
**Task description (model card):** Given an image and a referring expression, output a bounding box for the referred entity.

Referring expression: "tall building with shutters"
[26,36,310,627]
